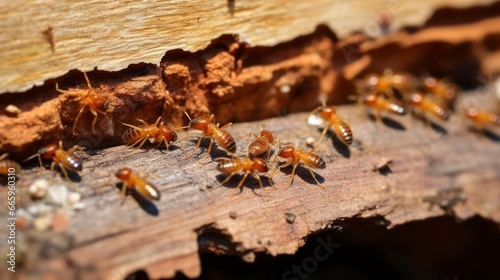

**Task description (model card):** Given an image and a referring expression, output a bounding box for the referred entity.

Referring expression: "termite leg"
[317,124,330,145]
[210,172,235,192]
[136,136,149,149]
[37,154,44,173]
[286,164,298,189]
[302,165,325,190]
[67,145,85,154]
[220,122,233,130]
[72,107,85,134]
[270,159,292,181]
[119,181,129,205]
[90,108,98,134]
[58,162,70,180]
[236,172,250,190]
[249,171,264,189]
[200,136,215,163]
[49,161,57,176]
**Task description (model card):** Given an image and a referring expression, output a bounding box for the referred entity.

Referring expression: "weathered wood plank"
[1,0,496,93]
[1,102,499,279]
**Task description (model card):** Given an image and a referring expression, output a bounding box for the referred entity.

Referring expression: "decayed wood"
[1,103,499,279]
[3,13,500,160]
[0,0,496,93]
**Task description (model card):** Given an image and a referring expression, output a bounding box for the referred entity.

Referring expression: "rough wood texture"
[2,2,500,279]
[0,0,496,93]
[1,103,499,279]
[3,11,500,160]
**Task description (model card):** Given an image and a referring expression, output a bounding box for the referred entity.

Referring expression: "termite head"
[184,111,209,131]
[156,126,178,142]
[362,93,377,106]
[372,74,391,92]
[252,157,268,172]
[94,96,109,112]
[259,129,274,143]
[319,106,336,120]
[116,167,132,180]
[38,144,58,160]
[424,77,457,100]
[278,145,296,158]
[189,117,210,131]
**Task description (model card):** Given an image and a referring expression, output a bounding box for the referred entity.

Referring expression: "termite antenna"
[318,93,327,108]
[23,153,39,162]
[184,111,193,122]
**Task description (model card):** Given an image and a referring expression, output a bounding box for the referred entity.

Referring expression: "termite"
[247,127,276,159]
[360,69,413,98]
[422,77,458,107]
[121,116,183,150]
[213,156,271,190]
[115,167,160,202]
[56,72,109,134]
[0,153,21,176]
[24,141,83,180]
[271,145,326,189]
[465,108,500,129]
[407,92,449,121]
[311,106,353,145]
[362,93,407,123]
[185,112,236,159]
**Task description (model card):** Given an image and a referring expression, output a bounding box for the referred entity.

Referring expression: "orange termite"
[312,106,353,145]
[122,116,181,150]
[360,69,413,97]
[24,141,83,179]
[185,113,236,158]
[422,77,458,106]
[466,108,500,129]
[214,156,271,190]
[407,92,449,121]
[247,128,276,159]
[115,167,160,202]
[56,72,109,134]
[0,153,21,176]
[271,145,326,189]
[362,93,407,122]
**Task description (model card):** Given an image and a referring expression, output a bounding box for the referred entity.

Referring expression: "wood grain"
[1,0,496,93]
[1,102,499,279]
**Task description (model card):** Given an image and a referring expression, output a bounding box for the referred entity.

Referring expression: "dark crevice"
[240,25,338,68]
[424,2,500,28]
[196,223,240,256]
[124,216,500,280]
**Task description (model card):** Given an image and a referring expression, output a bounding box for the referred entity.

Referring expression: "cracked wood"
[1,103,499,279]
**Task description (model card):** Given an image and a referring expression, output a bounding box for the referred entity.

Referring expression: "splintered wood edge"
[0,0,496,93]
[1,103,499,279]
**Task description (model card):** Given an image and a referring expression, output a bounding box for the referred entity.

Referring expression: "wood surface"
[1,102,499,279]
[1,1,500,279]
[0,0,496,93]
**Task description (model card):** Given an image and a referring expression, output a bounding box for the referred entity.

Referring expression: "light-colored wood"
[1,103,499,279]
[0,0,495,93]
